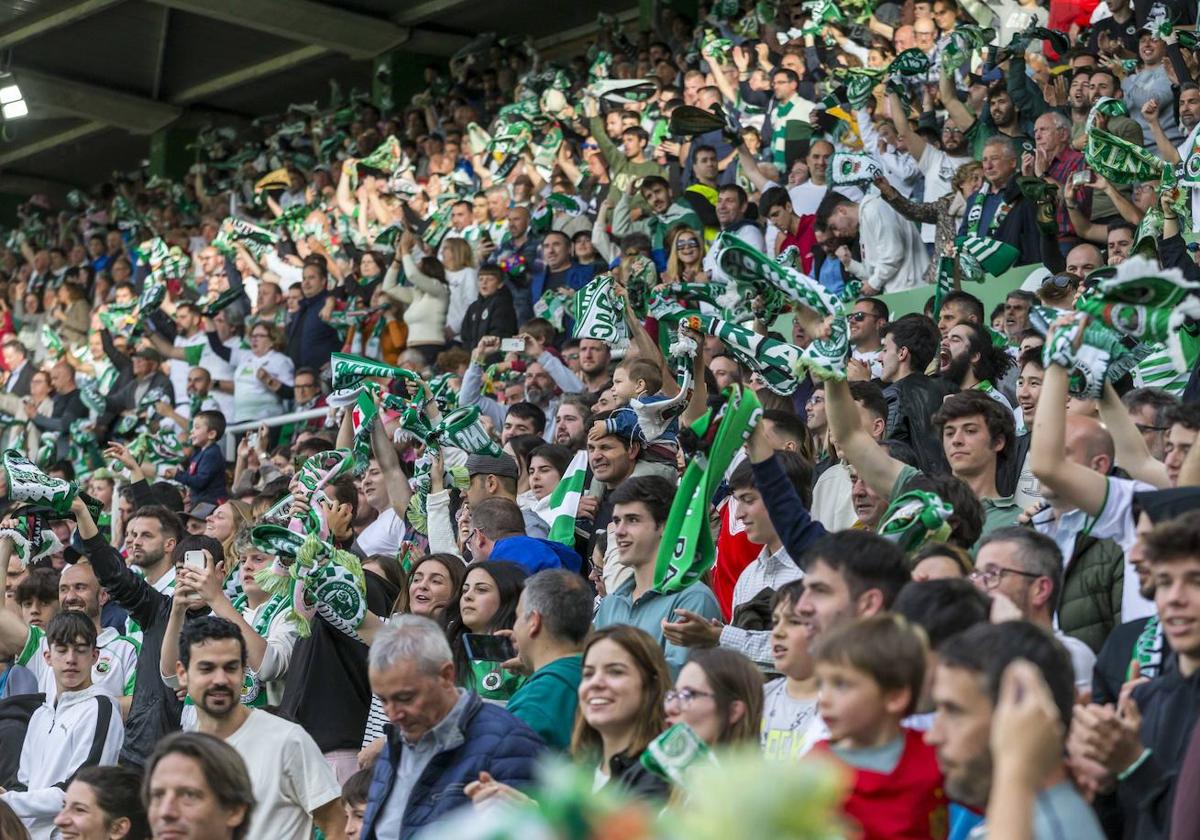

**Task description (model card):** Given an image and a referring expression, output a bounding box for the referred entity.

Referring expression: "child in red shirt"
[812,614,948,840]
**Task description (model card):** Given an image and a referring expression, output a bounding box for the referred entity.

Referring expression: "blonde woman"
[662,226,707,283]
[440,236,479,343]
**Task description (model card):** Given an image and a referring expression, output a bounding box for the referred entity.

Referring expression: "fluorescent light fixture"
[3,99,27,119]
[0,84,20,104]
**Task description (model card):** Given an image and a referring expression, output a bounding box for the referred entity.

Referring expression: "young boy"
[1,612,124,839]
[341,767,373,840]
[170,409,229,505]
[761,579,826,761]
[16,568,59,629]
[812,614,947,840]
[601,357,679,478]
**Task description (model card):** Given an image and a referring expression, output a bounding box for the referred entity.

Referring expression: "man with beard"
[1067,69,1093,140]
[463,334,585,443]
[176,616,346,840]
[554,395,593,450]
[939,322,1015,411]
[1149,84,1200,225]
[941,70,1033,158]
[874,314,951,474]
[957,138,1063,270]
[0,552,138,709]
[888,92,973,248]
[926,621,1102,840]
[576,338,611,394]
[847,298,888,379]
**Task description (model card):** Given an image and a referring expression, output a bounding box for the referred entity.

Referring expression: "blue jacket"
[285,289,341,371]
[529,263,595,302]
[174,443,227,505]
[361,692,544,840]
[490,535,581,574]
[751,454,826,562]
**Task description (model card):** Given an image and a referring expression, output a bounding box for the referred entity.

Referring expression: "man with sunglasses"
[971,527,1097,692]
[848,299,888,379]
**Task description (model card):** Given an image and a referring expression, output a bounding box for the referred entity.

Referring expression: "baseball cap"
[184,502,216,522]
[465,453,519,481]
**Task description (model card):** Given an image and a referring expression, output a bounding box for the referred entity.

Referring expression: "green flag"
[956,235,1020,276]
[654,387,762,594]
[544,450,590,545]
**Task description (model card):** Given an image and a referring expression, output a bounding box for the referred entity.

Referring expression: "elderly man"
[958,137,1064,271]
[1025,111,1087,251]
[360,616,543,840]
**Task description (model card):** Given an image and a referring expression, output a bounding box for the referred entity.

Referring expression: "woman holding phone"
[444,560,528,704]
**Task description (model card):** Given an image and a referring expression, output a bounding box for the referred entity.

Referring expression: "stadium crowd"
[5,0,1200,837]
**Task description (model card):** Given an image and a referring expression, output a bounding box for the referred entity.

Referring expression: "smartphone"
[500,337,525,353]
[463,633,516,662]
[183,550,207,571]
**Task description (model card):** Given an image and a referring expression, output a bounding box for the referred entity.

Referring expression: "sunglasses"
[848,312,876,322]
[1041,274,1075,289]
[676,239,699,248]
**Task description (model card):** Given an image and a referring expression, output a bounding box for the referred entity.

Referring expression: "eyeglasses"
[968,566,1042,590]
[664,688,716,707]
[1135,423,1168,434]
[295,381,318,390]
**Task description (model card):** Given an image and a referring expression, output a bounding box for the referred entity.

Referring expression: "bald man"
[1065,243,1102,280]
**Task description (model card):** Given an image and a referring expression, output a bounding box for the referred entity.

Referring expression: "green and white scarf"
[571,272,626,343]
[702,313,802,395]
[829,151,882,186]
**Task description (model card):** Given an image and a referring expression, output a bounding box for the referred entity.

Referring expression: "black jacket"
[286,290,342,371]
[883,374,953,476]
[4,361,33,398]
[958,177,1065,273]
[81,532,206,769]
[460,286,518,351]
[1119,655,1200,840]
[32,389,87,460]
[605,750,671,801]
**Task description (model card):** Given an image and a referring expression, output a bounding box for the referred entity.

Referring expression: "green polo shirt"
[507,654,583,751]
[891,464,1019,552]
[594,576,723,677]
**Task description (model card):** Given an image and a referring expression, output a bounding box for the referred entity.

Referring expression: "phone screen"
[463,633,516,662]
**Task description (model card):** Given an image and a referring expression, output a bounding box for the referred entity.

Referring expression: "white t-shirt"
[17,625,138,705]
[787,181,828,216]
[917,146,972,243]
[356,507,406,558]
[225,710,341,840]
[761,678,826,760]
[1034,475,1156,622]
[230,346,294,423]
[1057,630,1097,691]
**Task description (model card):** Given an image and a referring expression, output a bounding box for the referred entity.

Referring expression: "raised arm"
[371,402,412,519]
[1030,363,1109,515]
[825,377,905,498]
[0,537,32,657]
[939,67,977,135]
[1099,383,1170,488]
[889,91,927,161]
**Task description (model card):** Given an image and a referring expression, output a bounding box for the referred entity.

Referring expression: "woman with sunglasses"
[663,226,707,283]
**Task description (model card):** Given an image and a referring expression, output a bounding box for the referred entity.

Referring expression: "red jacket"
[818,728,949,840]
[712,496,763,621]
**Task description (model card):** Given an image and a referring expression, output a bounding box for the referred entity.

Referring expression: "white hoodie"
[2,685,125,840]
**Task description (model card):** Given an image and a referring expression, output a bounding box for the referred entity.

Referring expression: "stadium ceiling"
[0,0,634,196]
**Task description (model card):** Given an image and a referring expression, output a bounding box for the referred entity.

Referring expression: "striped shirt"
[718,545,803,668]
[1134,329,1200,395]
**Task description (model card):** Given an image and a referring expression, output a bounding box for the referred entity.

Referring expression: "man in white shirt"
[888,90,974,244]
[827,192,930,294]
[148,302,234,415]
[175,615,346,840]
[0,544,138,709]
[2,612,124,840]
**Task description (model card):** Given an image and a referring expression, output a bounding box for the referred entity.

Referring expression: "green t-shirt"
[890,464,1019,551]
[506,654,583,751]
